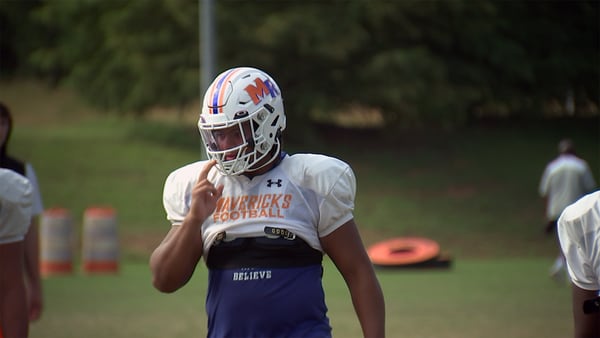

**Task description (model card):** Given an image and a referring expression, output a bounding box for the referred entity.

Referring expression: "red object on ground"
[367,237,450,268]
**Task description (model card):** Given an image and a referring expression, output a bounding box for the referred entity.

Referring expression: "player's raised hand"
[187,160,223,224]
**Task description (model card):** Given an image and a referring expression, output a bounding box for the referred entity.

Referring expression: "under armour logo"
[266,179,282,188]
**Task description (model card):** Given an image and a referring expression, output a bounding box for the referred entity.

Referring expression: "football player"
[150,67,385,338]
[558,190,600,338]
[0,168,33,338]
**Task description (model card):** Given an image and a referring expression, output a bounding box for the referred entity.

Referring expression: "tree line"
[1,0,598,133]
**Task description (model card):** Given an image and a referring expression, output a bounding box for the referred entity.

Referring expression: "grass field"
[1,79,598,337]
[29,259,571,338]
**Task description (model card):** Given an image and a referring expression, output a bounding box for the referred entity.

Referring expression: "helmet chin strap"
[212,141,280,177]
[245,141,281,174]
[243,125,283,175]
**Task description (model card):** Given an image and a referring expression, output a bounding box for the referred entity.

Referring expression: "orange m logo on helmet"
[244,78,279,105]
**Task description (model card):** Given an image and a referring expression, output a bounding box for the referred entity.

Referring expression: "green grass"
[2,80,597,338]
[29,259,571,338]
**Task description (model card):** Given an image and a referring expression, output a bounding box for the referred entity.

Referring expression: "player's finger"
[210,184,224,199]
[198,159,217,182]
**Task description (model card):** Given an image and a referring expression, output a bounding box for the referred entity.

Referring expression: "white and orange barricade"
[40,208,74,276]
[81,207,119,274]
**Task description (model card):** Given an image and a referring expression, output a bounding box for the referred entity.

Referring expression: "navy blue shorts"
[205,236,331,338]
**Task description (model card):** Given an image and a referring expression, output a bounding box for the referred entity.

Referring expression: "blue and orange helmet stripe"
[207,68,244,115]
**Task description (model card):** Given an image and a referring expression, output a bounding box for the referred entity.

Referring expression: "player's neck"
[243,150,284,179]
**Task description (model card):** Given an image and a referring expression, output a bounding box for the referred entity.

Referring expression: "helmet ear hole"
[257,111,267,121]
[235,111,249,119]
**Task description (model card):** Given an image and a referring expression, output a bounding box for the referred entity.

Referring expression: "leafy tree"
[3,0,597,131]
[28,0,199,114]
[0,0,44,77]
[216,0,598,132]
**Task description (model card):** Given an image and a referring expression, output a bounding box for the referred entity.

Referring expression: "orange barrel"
[81,207,119,274]
[40,208,74,276]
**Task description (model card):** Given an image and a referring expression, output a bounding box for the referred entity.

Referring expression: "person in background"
[0,102,44,322]
[150,67,385,337]
[539,138,596,281]
[557,190,600,338]
[0,168,33,338]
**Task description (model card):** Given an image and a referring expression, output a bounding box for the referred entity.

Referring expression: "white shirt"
[558,190,600,291]
[539,154,596,220]
[26,163,44,216]
[163,153,356,259]
[0,168,33,244]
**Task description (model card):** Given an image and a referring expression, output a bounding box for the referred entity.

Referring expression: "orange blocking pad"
[40,208,74,276]
[367,237,445,268]
[81,207,119,274]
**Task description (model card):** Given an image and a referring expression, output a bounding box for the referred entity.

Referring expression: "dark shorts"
[205,236,331,338]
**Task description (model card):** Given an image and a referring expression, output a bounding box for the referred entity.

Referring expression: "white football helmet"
[198,67,286,176]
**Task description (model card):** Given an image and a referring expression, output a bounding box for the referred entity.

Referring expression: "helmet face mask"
[199,67,286,176]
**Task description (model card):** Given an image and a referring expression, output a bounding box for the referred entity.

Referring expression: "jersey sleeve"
[312,156,357,237]
[25,163,44,216]
[0,169,33,244]
[557,193,600,290]
[582,163,597,192]
[162,165,196,226]
[162,161,215,226]
[539,165,551,197]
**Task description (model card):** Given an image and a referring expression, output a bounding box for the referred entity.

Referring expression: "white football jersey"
[558,190,600,291]
[163,153,356,259]
[0,168,33,244]
[539,154,596,220]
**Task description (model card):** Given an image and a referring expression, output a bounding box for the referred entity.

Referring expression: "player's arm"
[0,241,29,338]
[571,284,600,338]
[24,165,44,321]
[24,215,43,321]
[150,221,204,293]
[321,219,386,338]
[150,160,223,293]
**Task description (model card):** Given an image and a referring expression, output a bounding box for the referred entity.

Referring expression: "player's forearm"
[572,286,600,338]
[150,218,204,293]
[350,274,386,338]
[2,280,29,338]
[0,242,29,338]
[24,220,41,287]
